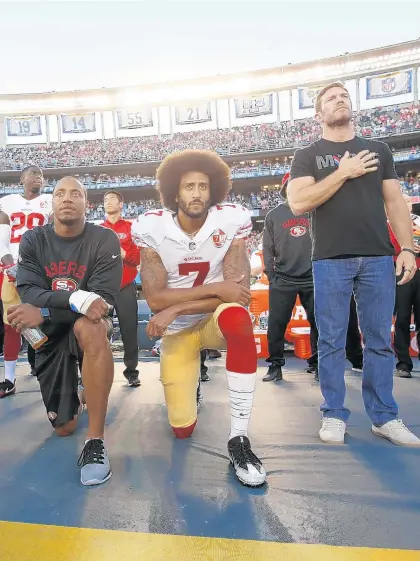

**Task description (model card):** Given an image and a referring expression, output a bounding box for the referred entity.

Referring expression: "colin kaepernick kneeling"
[132,149,266,487]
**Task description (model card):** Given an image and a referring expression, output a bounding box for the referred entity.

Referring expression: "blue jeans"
[313,256,398,426]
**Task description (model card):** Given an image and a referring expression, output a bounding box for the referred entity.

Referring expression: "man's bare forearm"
[148,285,222,313]
[223,239,251,288]
[171,297,223,316]
[386,199,415,251]
[288,170,347,215]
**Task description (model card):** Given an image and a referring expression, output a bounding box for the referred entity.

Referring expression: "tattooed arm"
[223,238,251,292]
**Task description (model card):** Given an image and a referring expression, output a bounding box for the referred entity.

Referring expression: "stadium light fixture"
[1,44,419,114]
[116,90,143,108]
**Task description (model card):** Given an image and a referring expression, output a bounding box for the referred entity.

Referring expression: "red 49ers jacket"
[101,218,140,288]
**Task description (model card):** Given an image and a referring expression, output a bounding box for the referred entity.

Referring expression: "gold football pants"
[1,274,20,325]
[160,303,240,429]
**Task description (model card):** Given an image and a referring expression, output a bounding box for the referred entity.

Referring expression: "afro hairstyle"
[156,149,232,212]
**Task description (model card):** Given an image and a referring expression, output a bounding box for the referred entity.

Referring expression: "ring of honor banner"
[175,102,212,124]
[61,113,96,134]
[366,69,413,99]
[117,109,153,129]
[234,94,273,118]
[6,116,42,137]
[297,85,327,109]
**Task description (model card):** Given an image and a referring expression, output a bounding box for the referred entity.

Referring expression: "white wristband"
[69,290,102,315]
[0,224,11,261]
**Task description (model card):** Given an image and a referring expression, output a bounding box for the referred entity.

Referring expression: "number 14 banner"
[61,113,96,134]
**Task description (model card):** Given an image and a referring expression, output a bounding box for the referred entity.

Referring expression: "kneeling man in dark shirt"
[8,177,122,486]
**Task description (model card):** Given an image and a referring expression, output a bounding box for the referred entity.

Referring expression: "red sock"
[172,421,197,439]
[217,306,257,374]
[4,324,22,361]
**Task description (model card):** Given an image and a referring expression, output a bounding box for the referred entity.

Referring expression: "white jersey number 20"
[11,212,46,243]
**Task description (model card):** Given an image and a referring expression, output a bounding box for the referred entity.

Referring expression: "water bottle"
[21,327,48,350]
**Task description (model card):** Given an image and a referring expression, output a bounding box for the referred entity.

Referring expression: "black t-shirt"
[16,222,122,335]
[290,136,397,261]
[263,203,312,285]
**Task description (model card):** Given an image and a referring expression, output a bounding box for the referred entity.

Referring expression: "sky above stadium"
[1,0,419,94]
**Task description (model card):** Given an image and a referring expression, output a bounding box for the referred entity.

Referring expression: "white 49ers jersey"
[132,203,252,333]
[0,193,52,260]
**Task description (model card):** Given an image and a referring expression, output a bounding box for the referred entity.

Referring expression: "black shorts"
[35,326,83,428]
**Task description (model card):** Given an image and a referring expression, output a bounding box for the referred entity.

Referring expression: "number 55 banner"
[117,109,153,129]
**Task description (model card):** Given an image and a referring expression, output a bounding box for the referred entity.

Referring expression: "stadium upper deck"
[0,40,419,180]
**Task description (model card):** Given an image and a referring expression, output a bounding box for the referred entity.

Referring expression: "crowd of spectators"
[0,160,291,194]
[0,104,419,170]
[245,231,263,254]
[400,171,420,196]
[0,150,417,197]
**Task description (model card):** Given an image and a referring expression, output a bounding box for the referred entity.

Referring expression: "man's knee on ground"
[172,420,197,439]
[73,317,108,353]
[55,418,77,437]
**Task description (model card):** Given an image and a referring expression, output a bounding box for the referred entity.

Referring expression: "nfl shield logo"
[212,229,227,248]
[382,78,395,93]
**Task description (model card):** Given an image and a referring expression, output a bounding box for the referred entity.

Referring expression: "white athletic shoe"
[319,418,346,444]
[372,419,420,447]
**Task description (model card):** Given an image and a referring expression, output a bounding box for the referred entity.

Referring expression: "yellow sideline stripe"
[1,521,420,561]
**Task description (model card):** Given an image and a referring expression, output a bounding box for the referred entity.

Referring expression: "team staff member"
[102,191,141,387]
[263,172,318,381]
[288,82,419,447]
[9,177,122,486]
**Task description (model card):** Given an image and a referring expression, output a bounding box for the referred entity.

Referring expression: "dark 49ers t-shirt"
[290,136,397,261]
[16,222,122,336]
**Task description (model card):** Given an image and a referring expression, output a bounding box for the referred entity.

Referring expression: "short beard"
[178,199,210,219]
[56,216,81,226]
[325,111,352,129]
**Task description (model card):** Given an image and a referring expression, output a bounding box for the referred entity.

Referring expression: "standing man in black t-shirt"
[262,172,318,382]
[288,82,420,447]
[7,177,123,485]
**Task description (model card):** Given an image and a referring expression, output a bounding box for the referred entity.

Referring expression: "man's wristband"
[401,248,417,257]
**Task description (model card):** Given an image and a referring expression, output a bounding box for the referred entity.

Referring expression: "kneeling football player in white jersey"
[0,165,52,398]
[132,149,266,487]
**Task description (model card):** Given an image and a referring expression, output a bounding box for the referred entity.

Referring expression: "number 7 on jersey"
[178,262,210,286]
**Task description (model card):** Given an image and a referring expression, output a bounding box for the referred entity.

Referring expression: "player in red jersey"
[101,190,141,387]
[0,165,52,398]
[132,150,266,487]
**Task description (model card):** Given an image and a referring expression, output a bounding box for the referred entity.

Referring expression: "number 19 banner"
[6,116,42,137]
